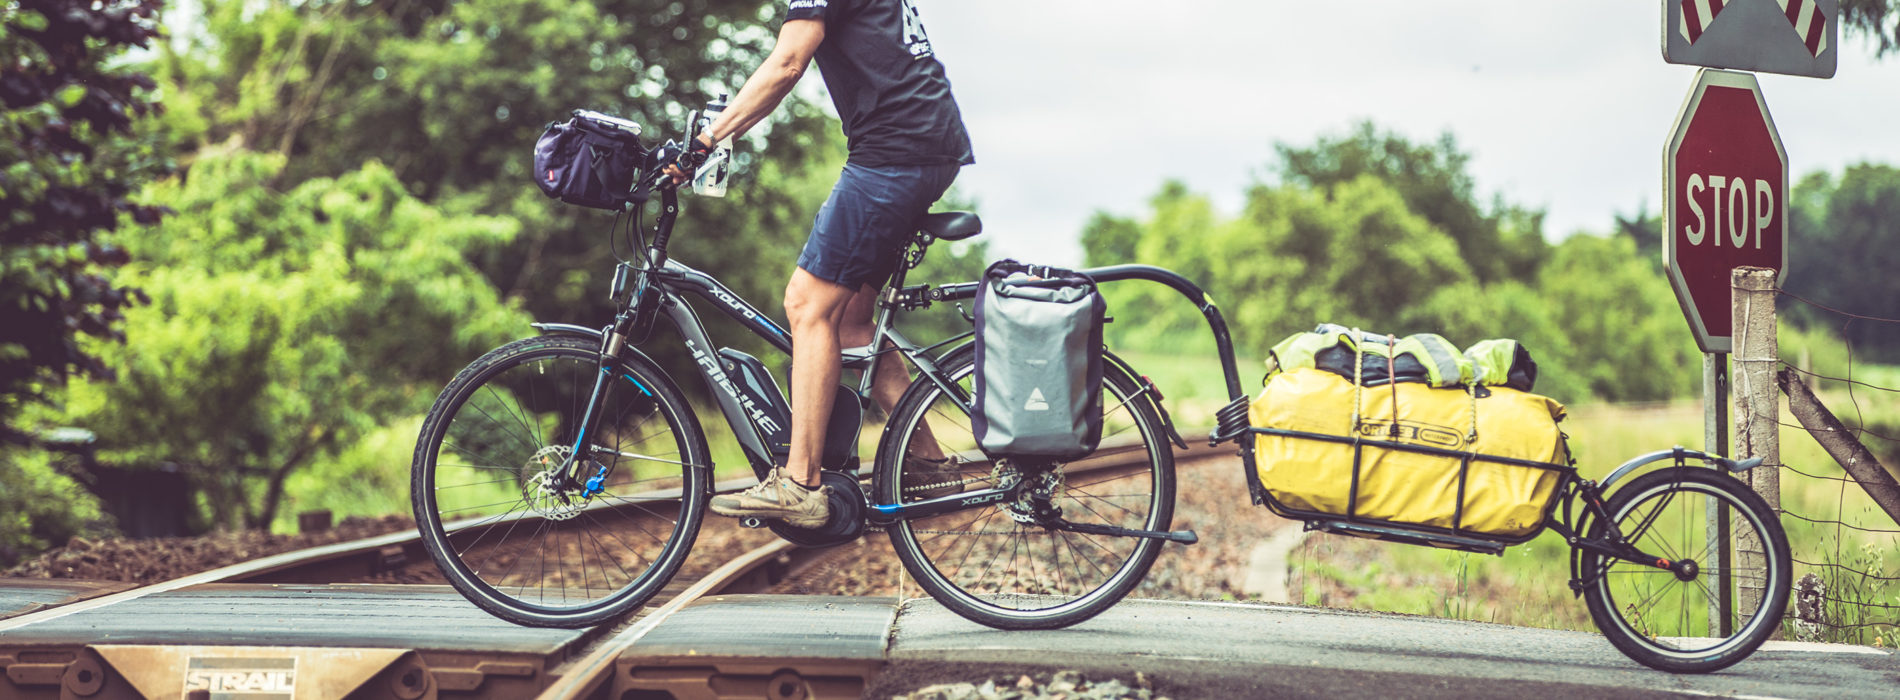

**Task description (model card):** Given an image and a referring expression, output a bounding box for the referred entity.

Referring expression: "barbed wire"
[1792,557,1900,582]
[1778,461,1857,484]
[1779,365,1900,396]
[1778,288,1900,324]
[1781,509,1900,535]
[1747,289,1900,641]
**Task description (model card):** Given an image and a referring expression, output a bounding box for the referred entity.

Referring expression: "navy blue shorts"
[798,162,960,290]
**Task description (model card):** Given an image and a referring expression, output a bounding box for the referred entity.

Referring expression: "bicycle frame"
[537,188,978,504]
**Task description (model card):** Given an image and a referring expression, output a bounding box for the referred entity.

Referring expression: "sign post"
[1664,65,1788,638]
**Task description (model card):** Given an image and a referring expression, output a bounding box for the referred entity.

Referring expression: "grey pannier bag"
[972,260,1105,460]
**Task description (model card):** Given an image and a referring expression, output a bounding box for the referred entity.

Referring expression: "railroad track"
[0,438,1230,699]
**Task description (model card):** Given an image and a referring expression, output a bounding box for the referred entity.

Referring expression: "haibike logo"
[183,657,296,699]
[713,289,756,320]
[688,340,782,435]
[960,491,1007,507]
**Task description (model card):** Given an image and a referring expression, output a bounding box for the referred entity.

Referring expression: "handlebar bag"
[972,259,1105,460]
[533,111,646,210]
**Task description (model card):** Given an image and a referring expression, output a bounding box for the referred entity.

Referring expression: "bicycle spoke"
[418,339,705,624]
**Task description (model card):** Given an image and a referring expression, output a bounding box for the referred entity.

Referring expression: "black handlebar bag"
[533,111,646,210]
[972,260,1106,460]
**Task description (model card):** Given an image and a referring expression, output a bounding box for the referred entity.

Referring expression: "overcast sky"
[898,0,1900,266]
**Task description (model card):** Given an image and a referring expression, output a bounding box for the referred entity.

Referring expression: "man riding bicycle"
[672,0,973,528]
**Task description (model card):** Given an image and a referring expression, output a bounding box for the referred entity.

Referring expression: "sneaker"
[710,468,831,528]
[901,455,965,500]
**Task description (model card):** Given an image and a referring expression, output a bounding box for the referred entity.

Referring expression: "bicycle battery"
[718,349,792,457]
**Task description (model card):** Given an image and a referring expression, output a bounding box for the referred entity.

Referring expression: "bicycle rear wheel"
[1581,466,1791,673]
[412,336,709,628]
[874,347,1174,630]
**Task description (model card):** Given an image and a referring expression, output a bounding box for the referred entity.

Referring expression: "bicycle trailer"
[1247,326,1574,548]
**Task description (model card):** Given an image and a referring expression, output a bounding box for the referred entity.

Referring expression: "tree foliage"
[56,150,529,529]
[1842,0,1900,56]
[1783,163,1900,362]
[154,0,835,339]
[0,0,167,436]
[1275,122,1549,286]
[5,0,849,538]
[1087,126,1701,405]
[1,0,171,563]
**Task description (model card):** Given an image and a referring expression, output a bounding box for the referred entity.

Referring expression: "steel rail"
[533,538,802,699]
[531,436,1227,699]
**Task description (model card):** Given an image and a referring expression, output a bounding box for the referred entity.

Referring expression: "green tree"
[153,0,838,348]
[1087,176,1481,359]
[1274,122,1549,286]
[56,150,530,529]
[1081,125,1705,405]
[1783,163,1900,362]
[1,0,167,436]
[1843,0,1900,56]
[1,0,169,563]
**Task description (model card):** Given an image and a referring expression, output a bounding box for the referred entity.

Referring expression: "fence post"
[1731,266,1779,623]
[1778,370,1900,525]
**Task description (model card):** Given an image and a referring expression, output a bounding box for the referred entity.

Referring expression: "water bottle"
[693,94,733,198]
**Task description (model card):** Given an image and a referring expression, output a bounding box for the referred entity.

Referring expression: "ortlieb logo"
[1355,420,1465,448]
[183,656,296,699]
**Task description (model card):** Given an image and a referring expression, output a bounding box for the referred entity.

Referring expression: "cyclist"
[671,0,973,528]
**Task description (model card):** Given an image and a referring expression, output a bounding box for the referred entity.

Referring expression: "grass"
[1112,349,1267,426]
[1283,390,1900,646]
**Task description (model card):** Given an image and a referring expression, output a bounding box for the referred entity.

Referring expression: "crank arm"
[1053,519,1198,544]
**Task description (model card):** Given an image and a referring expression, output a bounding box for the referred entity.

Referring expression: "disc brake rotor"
[522,445,587,521]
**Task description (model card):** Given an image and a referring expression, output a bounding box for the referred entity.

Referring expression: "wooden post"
[1779,369,1900,525]
[1731,266,1779,624]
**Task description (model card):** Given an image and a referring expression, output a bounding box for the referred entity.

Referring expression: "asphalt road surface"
[872,598,1896,699]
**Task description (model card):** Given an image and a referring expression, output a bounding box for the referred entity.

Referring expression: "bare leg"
[783,268,858,488]
[838,285,944,461]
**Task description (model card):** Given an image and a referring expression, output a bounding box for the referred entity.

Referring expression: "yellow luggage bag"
[1249,368,1570,538]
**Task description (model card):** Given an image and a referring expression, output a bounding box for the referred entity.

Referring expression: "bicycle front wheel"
[1581,466,1791,673]
[874,348,1175,630]
[412,336,709,628]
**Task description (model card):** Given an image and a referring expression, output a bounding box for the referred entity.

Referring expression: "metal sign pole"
[1704,352,1733,637]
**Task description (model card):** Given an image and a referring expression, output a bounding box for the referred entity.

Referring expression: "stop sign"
[1665,69,1788,354]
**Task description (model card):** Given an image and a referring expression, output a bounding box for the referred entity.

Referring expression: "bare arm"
[701,18,825,146]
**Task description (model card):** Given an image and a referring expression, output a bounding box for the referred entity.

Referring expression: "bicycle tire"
[874,346,1175,630]
[1581,466,1791,673]
[412,336,709,628]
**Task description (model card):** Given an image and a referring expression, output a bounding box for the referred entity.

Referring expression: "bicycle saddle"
[919,211,982,241]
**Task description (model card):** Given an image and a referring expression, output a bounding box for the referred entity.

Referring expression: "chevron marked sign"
[1664,0,1838,78]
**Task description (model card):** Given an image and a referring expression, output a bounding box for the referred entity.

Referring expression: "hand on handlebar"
[662,134,717,186]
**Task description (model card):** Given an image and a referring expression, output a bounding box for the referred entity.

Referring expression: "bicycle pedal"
[739,516,767,529]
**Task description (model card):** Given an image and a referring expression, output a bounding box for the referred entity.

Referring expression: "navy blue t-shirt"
[785,0,975,167]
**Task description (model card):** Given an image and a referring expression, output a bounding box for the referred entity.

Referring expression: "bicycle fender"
[1100,351,1189,450]
[531,322,604,340]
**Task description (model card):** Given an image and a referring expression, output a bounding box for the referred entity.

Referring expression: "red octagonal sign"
[1665,69,1788,354]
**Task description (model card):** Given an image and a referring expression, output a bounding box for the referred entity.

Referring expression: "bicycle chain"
[898,473,995,495]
